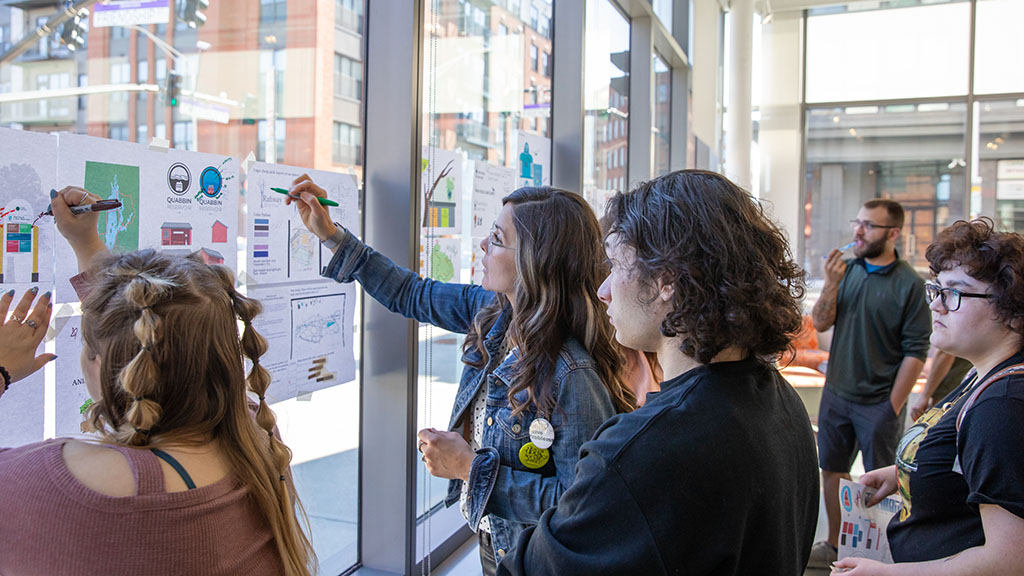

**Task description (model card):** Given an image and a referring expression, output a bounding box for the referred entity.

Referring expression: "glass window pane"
[974,0,1024,95]
[583,0,629,213]
[806,2,970,103]
[417,0,553,555]
[804,104,968,282]
[975,100,1024,232]
[0,1,366,573]
[653,53,671,177]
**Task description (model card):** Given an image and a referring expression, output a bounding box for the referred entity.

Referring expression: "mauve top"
[0,438,284,575]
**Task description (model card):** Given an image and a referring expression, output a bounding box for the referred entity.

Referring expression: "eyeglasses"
[487,226,516,251]
[850,219,899,232]
[924,282,991,312]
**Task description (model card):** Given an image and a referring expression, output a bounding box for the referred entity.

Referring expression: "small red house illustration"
[197,247,225,265]
[211,220,228,244]
[161,222,193,246]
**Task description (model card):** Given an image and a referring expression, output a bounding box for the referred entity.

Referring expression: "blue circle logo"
[841,485,853,512]
[199,167,223,198]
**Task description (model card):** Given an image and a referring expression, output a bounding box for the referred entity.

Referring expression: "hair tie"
[140,305,152,311]
[140,345,151,352]
[267,430,274,439]
[279,475,286,482]
[134,427,151,437]
[133,396,145,402]
[258,395,266,401]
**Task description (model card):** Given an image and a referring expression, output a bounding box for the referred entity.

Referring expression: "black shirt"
[825,258,932,403]
[888,348,1024,562]
[496,357,820,576]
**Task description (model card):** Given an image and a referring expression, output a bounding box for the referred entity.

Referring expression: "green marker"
[270,187,340,207]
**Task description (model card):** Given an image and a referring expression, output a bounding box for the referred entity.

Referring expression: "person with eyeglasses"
[832,218,1024,575]
[808,199,932,569]
[285,175,634,575]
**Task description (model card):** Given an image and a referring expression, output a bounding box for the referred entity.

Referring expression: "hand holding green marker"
[271,187,339,207]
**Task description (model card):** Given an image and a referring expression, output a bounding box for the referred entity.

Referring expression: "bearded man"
[807,198,932,569]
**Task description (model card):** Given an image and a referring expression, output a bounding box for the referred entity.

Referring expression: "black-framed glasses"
[850,219,899,232]
[925,282,991,312]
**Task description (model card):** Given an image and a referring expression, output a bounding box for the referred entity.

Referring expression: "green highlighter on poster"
[270,187,340,207]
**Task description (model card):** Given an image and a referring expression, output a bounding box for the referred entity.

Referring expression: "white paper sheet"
[838,478,901,563]
[55,133,238,302]
[0,127,57,292]
[246,162,357,286]
[247,282,357,402]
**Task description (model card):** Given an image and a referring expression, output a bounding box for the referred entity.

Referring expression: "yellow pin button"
[518,442,549,469]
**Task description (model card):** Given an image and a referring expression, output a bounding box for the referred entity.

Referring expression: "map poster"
[838,478,900,564]
[246,162,357,286]
[419,235,460,283]
[0,127,57,291]
[247,282,357,402]
[55,133,238,303]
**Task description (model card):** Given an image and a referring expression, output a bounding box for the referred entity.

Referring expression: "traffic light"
[165,71,182,107]
[59,7,88,51]
[182,0,209,28]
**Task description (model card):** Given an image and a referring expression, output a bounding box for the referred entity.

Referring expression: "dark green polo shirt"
[824,257,932,403]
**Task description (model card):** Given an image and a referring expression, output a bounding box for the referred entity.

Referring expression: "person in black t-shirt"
[496,170,819,575]
[834,218,1024,575]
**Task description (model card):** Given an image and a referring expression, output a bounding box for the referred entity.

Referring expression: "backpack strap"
[952,363,1024,475]
[955,363,1024,433]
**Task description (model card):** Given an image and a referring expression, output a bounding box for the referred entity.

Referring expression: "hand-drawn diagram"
[84,161,140,254]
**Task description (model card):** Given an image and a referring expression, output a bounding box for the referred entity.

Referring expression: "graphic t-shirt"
[887,349,1024,562]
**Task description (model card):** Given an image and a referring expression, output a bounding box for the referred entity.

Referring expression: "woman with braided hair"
[0,186,315,575]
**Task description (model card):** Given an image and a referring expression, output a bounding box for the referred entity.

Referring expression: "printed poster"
[0,127,57,292]
[515,131,551,188]
[247,282,357,402]
[53,314,94,438]
[838,478,900,564]
[246,162,357,286]
[421,147,462,233]
[419,236,460,283]
[471,162,516,237]
[55,133,238,302]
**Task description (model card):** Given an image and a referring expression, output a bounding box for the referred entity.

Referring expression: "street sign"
[179,97,230,124]
[92,0,170,28]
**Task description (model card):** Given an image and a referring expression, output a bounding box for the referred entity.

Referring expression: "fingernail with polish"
[5,290,13,297]
[42,291,51,299]
[29,286,38,294]
[50,189,58,199]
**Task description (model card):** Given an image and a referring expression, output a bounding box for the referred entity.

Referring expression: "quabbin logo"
[196,166,224,200]
[841,485,853,512]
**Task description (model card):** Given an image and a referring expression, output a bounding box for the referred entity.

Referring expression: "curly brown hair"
[925,218,1024,337]
[602,170,806,364]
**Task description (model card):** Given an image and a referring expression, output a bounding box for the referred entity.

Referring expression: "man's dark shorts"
[817,387,906,472]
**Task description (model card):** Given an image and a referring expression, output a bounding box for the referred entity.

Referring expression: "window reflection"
[583,0,629,213]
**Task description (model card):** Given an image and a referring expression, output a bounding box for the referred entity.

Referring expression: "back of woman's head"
[603,170,805,364]
[468,187,634,417]
[926,218,1024,337]
[81,249,314,576]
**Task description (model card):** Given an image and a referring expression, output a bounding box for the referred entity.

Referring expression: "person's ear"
[658,279,675,302]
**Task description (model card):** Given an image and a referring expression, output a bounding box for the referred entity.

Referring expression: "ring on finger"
[79,189,89,203]
[10,314,23,323]
[26,320,37,328]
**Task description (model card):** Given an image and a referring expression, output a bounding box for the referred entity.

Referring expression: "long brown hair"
[80,249,315,576]
[464,187,635,418]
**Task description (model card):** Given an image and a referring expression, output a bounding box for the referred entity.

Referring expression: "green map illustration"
[430,241,455,282]
[83,161,139,254]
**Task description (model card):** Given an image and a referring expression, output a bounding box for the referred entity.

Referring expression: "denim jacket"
[322,229,618,559]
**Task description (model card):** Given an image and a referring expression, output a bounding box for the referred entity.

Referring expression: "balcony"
[456,121,493,148]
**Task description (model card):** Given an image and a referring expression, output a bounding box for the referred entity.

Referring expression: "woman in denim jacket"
[286,176,634,574]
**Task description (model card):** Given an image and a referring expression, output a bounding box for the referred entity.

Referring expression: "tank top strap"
[107,444,166,495]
